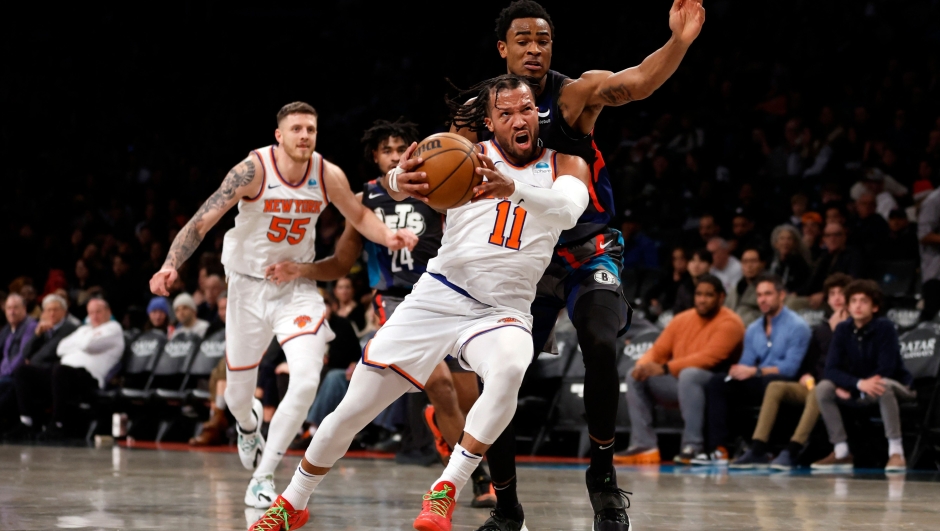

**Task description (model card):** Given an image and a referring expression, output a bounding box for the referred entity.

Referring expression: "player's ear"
[497,40,508,59]
[274,128,282,144]
[484,117,494,132]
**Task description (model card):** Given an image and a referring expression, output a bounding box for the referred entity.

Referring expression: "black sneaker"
[470,469,497,508]
[585,467,632,531]
[476,507,528,531]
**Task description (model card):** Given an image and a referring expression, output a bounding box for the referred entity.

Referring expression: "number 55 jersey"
[427,140,562,315]
[221,145,329,279]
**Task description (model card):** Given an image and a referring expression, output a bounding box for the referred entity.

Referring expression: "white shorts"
[225,272,335,371]
[362,273,532,389]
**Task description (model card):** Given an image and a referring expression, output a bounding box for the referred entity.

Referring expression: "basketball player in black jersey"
[265,118,498,508]
[394,2,706,530]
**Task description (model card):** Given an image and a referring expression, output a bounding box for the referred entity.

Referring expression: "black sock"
[786,441,804,457]
[590,437,616,475]
[751,439,768,456]
[494,477,522,518]
[472,463,490,483]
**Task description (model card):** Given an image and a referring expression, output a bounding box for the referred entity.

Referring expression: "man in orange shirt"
[615,274,744,464]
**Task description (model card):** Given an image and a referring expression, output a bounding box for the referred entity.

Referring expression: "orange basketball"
[412,132,482,210]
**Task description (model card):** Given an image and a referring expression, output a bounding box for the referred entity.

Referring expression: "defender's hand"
[393,142,431,202]
[150,268,178,296]
[265,261,302,286]
[669,0,705,46]
[386,228,418,252]
[471,154,515,202]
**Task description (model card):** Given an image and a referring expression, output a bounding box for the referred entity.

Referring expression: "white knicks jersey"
[426,140,560,314]
[221,145,329,278]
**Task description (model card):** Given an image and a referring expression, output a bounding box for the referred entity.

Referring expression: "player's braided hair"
[495,0,555,41]
[360,117,420,161]
[446,74,537,134]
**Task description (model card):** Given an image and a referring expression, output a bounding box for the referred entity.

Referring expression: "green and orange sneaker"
[248,495,309,531]
[413,481,457,531]
[423,405,452,464]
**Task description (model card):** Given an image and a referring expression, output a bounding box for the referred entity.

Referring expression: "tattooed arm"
[149,154,262,296]
[556,0,705,134]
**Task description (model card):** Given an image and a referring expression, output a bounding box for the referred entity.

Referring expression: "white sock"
[20,416,32,427]
[834,442,849,459]
[282,465,325,511]
[888,438,904,457]
[435,443,482,501]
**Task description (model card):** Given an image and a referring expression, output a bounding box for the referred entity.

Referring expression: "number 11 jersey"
[221,145,329,279]
[426,140,562,314]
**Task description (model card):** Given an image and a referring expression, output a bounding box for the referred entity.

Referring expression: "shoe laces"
[600,486,633,510]
[422,484,454,517]
[481,510,522,530]
[254,502,291,531]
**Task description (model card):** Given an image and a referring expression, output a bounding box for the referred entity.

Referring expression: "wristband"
[387,167,403,193]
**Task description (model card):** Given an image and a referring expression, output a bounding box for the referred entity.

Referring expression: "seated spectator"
[731,273,851,469]
[707,238,742,293]
[788,194,808,229]
[693,274,811,466]
[23,295,80,369]
[171,292,209,339]
[191,291,229,447]
[145,296,171,335]
[334,276,367,336]
[673,248,712,314]
[615,274,745,465]
[918,186,940,322]
[850,192,890,261]
[725,247,766,325]
[7,298,124,440]
[769,224,812,294]
[685,213,721,250]
[802,222,862,305]
[884,209,919,261]
[800,212,823,262]
[812,280,914,472]
[646,247,690,318]
[196,273,225,325]
[729,207,762,259]
[619,209,659,270]
[0,294,39,427]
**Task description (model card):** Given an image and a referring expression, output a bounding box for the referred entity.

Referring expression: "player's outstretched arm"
[265,215,364,285]
[324,161,419,252]
[560,0,704,126]
[471,154,589,230]
[149,154,262,296]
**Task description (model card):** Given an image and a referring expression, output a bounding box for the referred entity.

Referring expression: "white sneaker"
[690,448,729,466]
[244,474,277,509]
[237,398,266,470]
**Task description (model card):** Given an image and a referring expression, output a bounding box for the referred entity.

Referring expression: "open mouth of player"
[523,60,541,72]
[513,131,531,149]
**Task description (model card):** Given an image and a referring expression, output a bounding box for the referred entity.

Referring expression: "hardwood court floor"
[1,443,939,530]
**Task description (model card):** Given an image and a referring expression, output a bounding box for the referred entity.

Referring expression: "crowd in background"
[2,1,940,463]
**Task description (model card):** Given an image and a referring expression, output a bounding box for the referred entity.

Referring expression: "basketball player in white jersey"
[248,75,590,531]
[149,102,418,508]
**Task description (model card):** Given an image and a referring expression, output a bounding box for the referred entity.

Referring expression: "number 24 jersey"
[426,140,562,315]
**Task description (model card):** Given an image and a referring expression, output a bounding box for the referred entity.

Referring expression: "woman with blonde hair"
[769,224,812,294]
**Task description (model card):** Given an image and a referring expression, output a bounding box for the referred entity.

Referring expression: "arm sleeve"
[56,327,85,357]
[506,175,589,230]
[918,198,938,241]
[775,321,811,378]
[824,326,860,391]
[668,316,745,373]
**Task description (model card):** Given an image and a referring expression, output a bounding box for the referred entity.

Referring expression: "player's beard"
[284,143,313,163]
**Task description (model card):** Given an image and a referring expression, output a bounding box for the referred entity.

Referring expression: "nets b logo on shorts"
[294,315,313,329]
[593,269,617,285]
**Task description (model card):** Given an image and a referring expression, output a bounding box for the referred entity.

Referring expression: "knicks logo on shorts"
[294,315,313,329]
[593,269,617,285]
[498,317,521,324]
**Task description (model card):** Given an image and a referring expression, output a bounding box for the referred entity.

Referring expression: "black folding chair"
[898,327,940,469]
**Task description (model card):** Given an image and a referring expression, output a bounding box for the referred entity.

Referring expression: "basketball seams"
[424,146,474,196]
[447,152,481,209]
